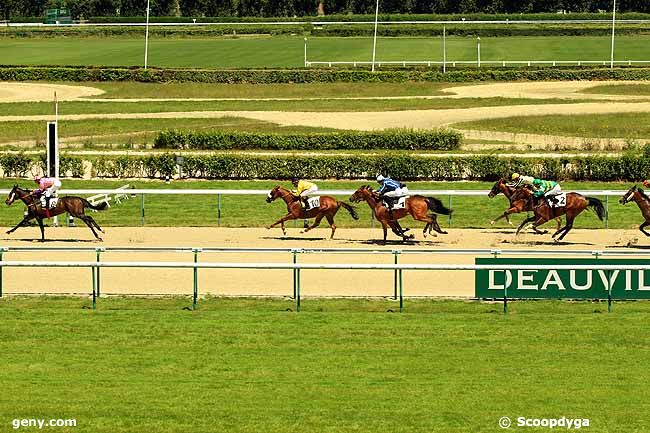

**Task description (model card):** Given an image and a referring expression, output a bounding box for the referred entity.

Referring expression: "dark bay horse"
[266,186,358,238]
[5,185,107,241]
[619,185,650,237]
[511,187,605,241]
[488,178,561,233]
[349,185,451,243]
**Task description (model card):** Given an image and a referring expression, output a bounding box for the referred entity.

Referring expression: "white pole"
[477,36,481,68]
[144,0,150,69]
[442,25,446,73]
[610,0,616,69]
[54,91,58,123]
[304,37,307,67]
[371,0,379,72]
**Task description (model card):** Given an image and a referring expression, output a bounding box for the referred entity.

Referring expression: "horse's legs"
[85,214,104,233]
[556,216,575,241]
[491,207,518,226]
[303,213,324,234]
[427,214,446,234]
[36,217,45,242]
[555,217,562,231]
[6,215,35,234]
[268,214,294,236]
[515,215,536,235]
[79,215,102,240]
[325,214,336,239]
[640,221,650,237]
[381,221,388,244]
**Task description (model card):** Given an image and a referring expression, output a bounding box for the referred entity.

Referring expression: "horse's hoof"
[266,226,271,230]
[490,221,495,225]
[440,231,448,234]
[508,221,514,226]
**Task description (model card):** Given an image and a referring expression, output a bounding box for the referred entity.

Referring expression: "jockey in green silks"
[532,178,562,207]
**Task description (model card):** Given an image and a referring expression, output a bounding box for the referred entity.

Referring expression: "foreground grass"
[0,297,648,433]
[0,179,642,230]
[454,112,650,139]
[2,35,650,68]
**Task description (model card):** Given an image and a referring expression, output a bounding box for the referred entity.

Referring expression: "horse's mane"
[638,186,650,201]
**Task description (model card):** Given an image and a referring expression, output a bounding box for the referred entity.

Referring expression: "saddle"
[383,196,408,210]
[304,196,320,211]
[39,196,59,209]
[548,193,566,208]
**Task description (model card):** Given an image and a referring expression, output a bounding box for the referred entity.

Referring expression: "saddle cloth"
[549,193,566,208]
[305,196,320,211]
[384,196,408,210]
[40,196,59,209]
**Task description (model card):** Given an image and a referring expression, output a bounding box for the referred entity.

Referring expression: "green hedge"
[153,130,462,151]
[4,65,650,83]
[4,152,649,181]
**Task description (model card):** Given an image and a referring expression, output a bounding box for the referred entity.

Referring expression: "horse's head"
[5,185,20,206]
[266,186,281,203]
[620,185,638,205]
[349,185,373,203]
[488,179,506,198]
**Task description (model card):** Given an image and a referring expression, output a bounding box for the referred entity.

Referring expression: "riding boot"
[45,196,50,209]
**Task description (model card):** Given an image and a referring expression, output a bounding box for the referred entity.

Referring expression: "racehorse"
[510,187,605,241]
[488,178,561,234]
[5,185,107,242]
[619,185,650,237]
[349,185,451,244]
[266,185,358,238]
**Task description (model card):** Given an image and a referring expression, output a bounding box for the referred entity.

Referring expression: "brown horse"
[349,185,451,243]
[619,185,650,237]
[488,178,561,233]
[5,185,107,241]
[266,186,358,238]
[511,187,605,241]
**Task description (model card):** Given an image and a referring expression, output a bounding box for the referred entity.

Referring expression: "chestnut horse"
[619,185,650,237]
[488,178,561,233]
[266,186,358,238]
[349,185,451,243]
[5,185,107,242]
[511,187,605,241]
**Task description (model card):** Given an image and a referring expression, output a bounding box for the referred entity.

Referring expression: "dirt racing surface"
[2,227,648,299]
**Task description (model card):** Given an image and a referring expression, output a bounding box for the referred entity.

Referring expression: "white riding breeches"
[299,186,318,197]
[45,180,62,198]
[384,187,407,198]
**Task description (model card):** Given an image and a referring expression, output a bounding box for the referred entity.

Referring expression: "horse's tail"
[425,197,452,215]
[338,201,359,220]
[82,198,108,211]
[586,196,605,221]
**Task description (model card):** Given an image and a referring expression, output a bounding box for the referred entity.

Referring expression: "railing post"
[392,250,400,300]
[192,248,200,310]
[91,265,97,310]
[141,194,145,226]
[95,247,104,297]
[296,268,301,312]
[292,248,299,299]
[398,269,403,313]
[217,193,221,227]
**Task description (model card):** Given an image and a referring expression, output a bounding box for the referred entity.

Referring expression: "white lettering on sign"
[517,270,537,290]
[488,270,512,290]
[540,270,566,291]
[569,270,592,290]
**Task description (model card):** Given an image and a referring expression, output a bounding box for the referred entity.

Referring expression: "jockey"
[643,180,650,188]
[34,175,62,209]
[532,178,562,207]
[291,177,318,209]
[376,174,409,215]
[509,172,535,189]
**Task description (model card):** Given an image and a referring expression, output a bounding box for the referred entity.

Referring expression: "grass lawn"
[454,112,650,139]
[0,179,641,230]
[0,297,648,433]
[1,35,650,68]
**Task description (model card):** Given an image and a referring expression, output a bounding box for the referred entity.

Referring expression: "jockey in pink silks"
[34,176,62,208]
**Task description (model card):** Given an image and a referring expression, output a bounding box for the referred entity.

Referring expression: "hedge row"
[4,65,650,83]
[3,23,648,38]
[3,152,650,182]
[153,130,462,151]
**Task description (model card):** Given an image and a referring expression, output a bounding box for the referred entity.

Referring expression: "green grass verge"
[0,179,641,230]
[2,35,650,68]
[1,297,648,433]
[454,112,650,139]
[582,83,650,96]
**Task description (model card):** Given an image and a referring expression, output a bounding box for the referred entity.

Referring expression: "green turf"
[0,179,642,230]
[582,83,650,96]
[0,297,648,433]
[454,112,650,140]
[2,35,650,68]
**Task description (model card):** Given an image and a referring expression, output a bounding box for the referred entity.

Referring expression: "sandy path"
[1,227,647,299]
[0,82,104,102]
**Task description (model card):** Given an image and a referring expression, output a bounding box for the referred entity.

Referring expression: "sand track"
[2,227,647,298]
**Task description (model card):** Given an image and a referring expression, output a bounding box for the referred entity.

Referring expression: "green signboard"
[475,258,650,300]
